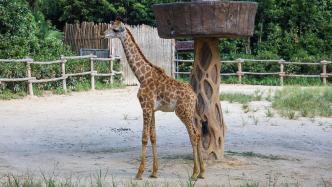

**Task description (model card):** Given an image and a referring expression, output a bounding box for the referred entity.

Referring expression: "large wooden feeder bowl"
[153,1,258,39]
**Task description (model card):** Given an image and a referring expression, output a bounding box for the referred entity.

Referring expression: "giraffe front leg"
[149,112,158,178]
[135,108,152,180]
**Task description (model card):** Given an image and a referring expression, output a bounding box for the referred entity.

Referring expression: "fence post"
[60,55,67,93]
[26,58,34,96]
[176,53,179,79]
[90,54,95,90]
[236,58,243,84]
[279,59,285,86]
[110,57,114,84]
[320,60,328,85]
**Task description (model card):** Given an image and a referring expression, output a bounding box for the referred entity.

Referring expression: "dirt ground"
[0,85,331,186]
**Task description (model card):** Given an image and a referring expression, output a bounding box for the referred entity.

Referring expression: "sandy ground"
[0,85,331,186]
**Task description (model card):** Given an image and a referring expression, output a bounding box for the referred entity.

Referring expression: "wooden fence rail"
[0,55,122,96]
[175,58,332,85]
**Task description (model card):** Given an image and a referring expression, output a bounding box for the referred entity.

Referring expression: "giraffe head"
[104,17,126,39]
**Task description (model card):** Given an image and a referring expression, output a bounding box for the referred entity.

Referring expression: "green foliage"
[0,0,38,58]
[1,0,332,96]
[229,0,332,61]
[0,0,72,93]
[0,0,71,60]
[39,0,180,29]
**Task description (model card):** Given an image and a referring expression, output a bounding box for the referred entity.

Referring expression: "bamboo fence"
[0,55,122,96]
[174,58,332,85]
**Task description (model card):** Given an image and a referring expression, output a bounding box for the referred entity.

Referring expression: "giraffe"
[104,18,205,180]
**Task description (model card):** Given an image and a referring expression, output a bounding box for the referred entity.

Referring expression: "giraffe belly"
[154,100,176,112]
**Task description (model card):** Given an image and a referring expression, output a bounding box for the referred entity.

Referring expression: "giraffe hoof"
[149,174,158,178]
[135,175,143,180]
[191,176,198,181]
[198,171,205,179]
[198,174,205,179]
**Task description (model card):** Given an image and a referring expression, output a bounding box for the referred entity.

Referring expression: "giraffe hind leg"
[149,112,158,178]
[197,138,205,179]
[175,105,200,180]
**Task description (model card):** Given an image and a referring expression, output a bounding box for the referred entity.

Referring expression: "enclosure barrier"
[174,58,332,85]
[0,55,122,96]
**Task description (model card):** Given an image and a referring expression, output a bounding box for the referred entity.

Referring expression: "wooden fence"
[175,58,332,85]
[0,55,122,96]
[64,22,110,53]
[64,22,175,85]
[1,57,331,96]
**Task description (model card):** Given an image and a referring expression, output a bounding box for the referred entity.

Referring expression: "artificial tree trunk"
[153,0,258,160]
[190,38,225,160]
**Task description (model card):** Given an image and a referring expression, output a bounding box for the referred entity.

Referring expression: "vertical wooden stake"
[61,55,67,93]
[90,55,95,90]
[321,60,327,86]
[110,58,114,85]
[26,59,33,96]
[279,59,285,86]
[176,53,179,79]
[236,58,243,84]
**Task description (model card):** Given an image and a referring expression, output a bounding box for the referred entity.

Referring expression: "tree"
[0,0,38,58]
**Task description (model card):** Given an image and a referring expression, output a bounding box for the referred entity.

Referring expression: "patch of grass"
[32,86,44,97]
[242,104,250,113]
[95,81,125,90]
[272,86,332,117]
[220,91,262,104]
[265,108,274,117]
[0,89,26,100]
[224,107,230,113]
[221,75,328,86]
[70,81,91,92]
[226,151,287,160]
[186,176,197,187]
[240,181,259,187]
[0,172,321,187]
[280,110,298,120]
[249,115,259,125]
[54,87,66,95]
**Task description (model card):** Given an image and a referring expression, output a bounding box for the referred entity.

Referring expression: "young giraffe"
[104,18,205,180]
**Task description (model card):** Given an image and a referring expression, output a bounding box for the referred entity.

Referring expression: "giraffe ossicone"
[104,19,206,180]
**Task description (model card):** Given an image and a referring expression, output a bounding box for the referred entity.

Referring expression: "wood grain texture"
[153,1,257,38]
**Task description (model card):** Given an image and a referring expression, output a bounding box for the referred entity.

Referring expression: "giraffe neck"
[119,28,155,83]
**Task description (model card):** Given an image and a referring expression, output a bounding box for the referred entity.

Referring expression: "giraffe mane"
[125,27,165,74]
